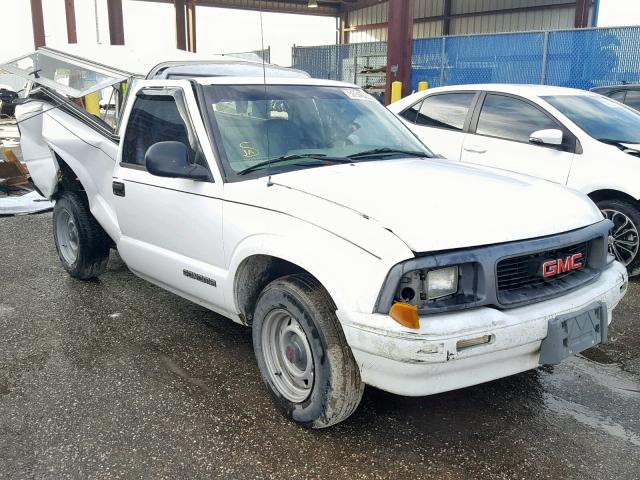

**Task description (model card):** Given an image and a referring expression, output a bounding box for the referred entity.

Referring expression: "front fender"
[224,229,407,316]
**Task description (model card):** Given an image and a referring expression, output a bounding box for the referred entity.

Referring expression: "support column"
[186,1,197,53]
[30,0,46,48]
[107,0,125,45]
[339,12,349,44]
[442,0,452,36]
[174,0,186,51]
[575,0,590,28]
[65,0,78,44]
[385,0,415,104]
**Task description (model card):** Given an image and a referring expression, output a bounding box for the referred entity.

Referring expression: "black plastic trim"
[374,220,613,315]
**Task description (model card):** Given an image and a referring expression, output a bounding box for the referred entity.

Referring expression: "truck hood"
[270,158,603,252]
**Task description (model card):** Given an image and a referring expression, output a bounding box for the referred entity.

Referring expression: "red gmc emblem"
[542,253,584,278]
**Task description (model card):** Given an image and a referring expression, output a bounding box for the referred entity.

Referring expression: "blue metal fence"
[292,26,640,92]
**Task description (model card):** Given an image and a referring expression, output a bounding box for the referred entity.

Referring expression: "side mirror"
[145,141,210,181]
[529,129,563,146]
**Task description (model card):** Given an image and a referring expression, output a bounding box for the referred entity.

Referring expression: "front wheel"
[53,191,111,280]
[252,274,364,428]
[598,198,640,275]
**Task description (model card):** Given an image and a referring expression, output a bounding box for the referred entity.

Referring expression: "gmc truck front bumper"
[338,261,628,397]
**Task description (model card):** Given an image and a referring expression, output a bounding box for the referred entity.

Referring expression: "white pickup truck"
[6,46,628,428]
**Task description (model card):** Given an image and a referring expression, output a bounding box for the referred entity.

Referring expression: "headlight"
[427,266,459,299]
[396,265,460,307]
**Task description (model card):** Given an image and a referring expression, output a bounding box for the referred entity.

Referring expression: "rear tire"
[252,274,364,428]
[53,191,110,280]
[598,198,640,276]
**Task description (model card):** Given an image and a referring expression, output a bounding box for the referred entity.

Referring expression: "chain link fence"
[292,26,640,93]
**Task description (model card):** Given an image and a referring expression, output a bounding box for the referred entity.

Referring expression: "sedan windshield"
[542,94,640,144]
[203,84,431,178]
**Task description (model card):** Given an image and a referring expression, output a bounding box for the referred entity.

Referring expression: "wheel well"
[53,154,85,200]
[234,255,319,325]
[588,189,639,206]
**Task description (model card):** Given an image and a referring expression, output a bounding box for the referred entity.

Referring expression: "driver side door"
[113,81,227,311]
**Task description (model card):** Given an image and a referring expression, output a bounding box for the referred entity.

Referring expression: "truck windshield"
[542,94,640,144]
[203,85,432,177]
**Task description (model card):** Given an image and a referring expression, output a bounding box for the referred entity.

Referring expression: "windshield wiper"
[347,148,431,160]
[236,153,353,176]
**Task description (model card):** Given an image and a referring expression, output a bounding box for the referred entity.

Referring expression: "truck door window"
[415,93,476,131]
[476,94,558,143]
[121,90,207,169]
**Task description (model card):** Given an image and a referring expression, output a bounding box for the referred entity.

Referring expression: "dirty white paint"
[14,69,628,403]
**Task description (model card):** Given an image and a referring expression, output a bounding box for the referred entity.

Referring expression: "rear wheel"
[252,274,364,428]
[598,198,640,275]
[53,191,110,280]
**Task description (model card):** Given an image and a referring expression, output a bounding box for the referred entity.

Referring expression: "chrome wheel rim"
[602,208,639,266]
[56,209,79,265]
[261,309,314,403]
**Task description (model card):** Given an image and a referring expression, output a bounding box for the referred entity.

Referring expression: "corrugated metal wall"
[348,0,591,43]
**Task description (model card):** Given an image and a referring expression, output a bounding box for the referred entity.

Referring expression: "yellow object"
[390,81,403,104]
[84,91,101,116]
[389,303,420,329]
[418,81,429,91]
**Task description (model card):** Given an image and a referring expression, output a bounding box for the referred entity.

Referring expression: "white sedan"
[389,84,640,275]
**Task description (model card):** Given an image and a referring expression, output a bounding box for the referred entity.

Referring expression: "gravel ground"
[1,213,639,479]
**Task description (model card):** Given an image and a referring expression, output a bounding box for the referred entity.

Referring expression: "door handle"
[112,181,125,197]
[464,145,487,154]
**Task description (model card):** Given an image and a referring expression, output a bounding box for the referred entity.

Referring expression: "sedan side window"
[399,101,422,123]
[476,94,558,143]
[122,90,207,169]
[415,93,476,131]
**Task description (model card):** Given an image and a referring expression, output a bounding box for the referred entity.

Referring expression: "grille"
[497,242,593,305]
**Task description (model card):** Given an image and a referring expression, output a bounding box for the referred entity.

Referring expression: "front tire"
[53,191,110,280]
[252,274,364,428]
[598,198,640,276]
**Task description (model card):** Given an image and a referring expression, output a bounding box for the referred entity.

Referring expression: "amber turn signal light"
[389,302,420,329]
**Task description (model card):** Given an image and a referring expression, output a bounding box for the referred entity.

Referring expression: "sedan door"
[461,93,575,185]
[397,92,478,160]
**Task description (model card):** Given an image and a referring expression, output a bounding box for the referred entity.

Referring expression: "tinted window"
[122,91,206,168]
[203,85,431,176]
[543,94,640,144]
[624,90,640,111]
[477,94,557,143]
[415,93,475,131]
[609,90,626,102]
[399,101,421,123]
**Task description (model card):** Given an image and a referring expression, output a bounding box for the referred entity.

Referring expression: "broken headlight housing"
[397,266,459,304]
[391,263,482,313]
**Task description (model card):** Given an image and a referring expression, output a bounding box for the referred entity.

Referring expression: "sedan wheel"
[601,208,640,266]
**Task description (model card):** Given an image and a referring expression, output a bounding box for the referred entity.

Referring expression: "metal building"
[28,0,599,102]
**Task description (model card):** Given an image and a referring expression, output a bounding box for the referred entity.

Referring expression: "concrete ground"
[1,213,639,480]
